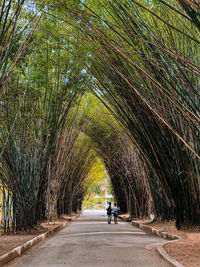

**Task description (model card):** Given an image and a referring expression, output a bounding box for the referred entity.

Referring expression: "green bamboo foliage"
[85,106,151,217]
[60,0,200,228]
[57,135,96,215]
[45,106,95,219]
[0,183,12,233]
[0,0,40,96]
[175,0,200,29]
[0,81,88,231]
[0,8,90,230]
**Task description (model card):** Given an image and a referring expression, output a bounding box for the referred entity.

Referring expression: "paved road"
[9,210,170,267]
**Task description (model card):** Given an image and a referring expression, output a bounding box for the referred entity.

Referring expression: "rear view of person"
[106,202,112,224]
[112,203,119,224]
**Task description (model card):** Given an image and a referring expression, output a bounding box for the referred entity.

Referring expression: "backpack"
[107,206,112,215]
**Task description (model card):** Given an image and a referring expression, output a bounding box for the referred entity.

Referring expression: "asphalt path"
[8,210,170,267]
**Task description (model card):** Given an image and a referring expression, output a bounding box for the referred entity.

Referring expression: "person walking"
[112,203,119,224]
[106,202,112,224]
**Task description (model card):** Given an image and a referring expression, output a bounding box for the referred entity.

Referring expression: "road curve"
[8,211,170,267]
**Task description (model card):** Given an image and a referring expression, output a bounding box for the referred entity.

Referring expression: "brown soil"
[0,214,77,257]
[0,234,37,257]
[147,221,200,267]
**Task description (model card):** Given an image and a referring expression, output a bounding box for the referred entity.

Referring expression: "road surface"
[8,210,170,267]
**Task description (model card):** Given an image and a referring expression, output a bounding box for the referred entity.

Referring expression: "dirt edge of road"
[146,221,200,267]
[130,220,183,267]
[119,214,200,267]
[0,214,78,266]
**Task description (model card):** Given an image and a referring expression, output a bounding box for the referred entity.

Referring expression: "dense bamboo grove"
[0,0,200,232]
[59,0,200,228]
[85,105,151,216]
[0,0,94,231]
